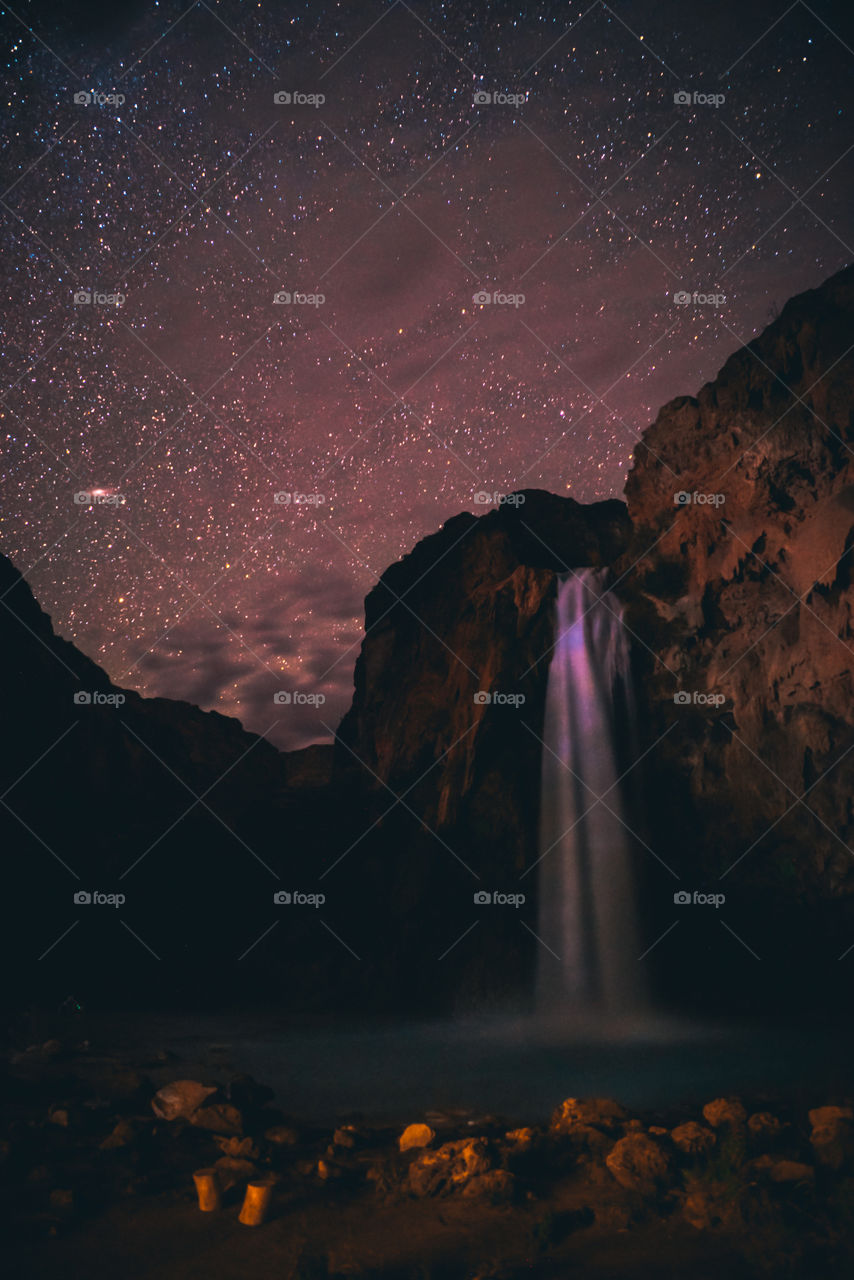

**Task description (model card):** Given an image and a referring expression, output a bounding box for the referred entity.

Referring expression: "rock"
[399,1123,436,1152]
[264,1124,299,1146]
[47,1108,70,1128]
[808,1105,854,1169]
[408,1138,492,1197]
[99,1119,140,1150]
[623,265,854,998]
[151,1080,217,1122]
[702,1098,747,1130]
[190,1103,244,1136]
[605,1133,671,1196]
[682,1185,738,1231]
[212,1156,258,1192]
[648,1125,668,1136]
[226,1075,274,1112]
[317,1158,344,1181]
[504,1127,536,1150]
[332,1125,363,1149]
[747,1112,786,1148]
[551,1097,627,1133]
[671,1121,717,1156]
[213,1135,259,1160]
[461,1170,516,1202]
[765,1158,815,1185]
[49,1188,74,1212]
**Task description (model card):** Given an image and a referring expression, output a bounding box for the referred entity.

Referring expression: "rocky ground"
[4,1027,854,1279]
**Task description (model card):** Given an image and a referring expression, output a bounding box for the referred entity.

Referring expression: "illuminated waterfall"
[536,569,645,1013]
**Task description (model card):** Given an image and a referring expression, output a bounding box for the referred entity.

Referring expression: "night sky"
[1,0,851,749]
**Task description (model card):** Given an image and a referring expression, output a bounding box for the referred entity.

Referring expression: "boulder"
[408,1138,492,1197]
[213,1156,259,1192]
[151,1080,217,1122]
[399,1123,435,1152]
[190,1103,244,1136]
[605,1133,671,1196]
[808,1105,854,1170]
[461,1170,516,1202]
[671,1121,716,1156]
[702,1098,747,1130]
[551,1097,627,1133]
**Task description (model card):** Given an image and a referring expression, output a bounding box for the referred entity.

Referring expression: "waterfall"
[536,569,645,1014]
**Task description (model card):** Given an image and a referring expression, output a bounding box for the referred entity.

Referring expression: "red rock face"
[619,264,854,991]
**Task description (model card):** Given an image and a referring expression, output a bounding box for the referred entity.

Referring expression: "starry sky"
[1,0,852,749]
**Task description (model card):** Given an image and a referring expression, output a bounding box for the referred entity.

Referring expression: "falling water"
[536,569,646,1014]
